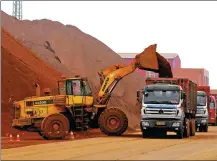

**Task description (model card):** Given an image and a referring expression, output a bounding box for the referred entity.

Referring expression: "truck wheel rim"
[52,122,60,131]
[107,116,120,129]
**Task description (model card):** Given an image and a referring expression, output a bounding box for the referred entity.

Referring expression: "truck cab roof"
[197,91,207,96]
[144,83,182,91]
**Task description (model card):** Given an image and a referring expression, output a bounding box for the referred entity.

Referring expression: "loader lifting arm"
[96,44,173,105]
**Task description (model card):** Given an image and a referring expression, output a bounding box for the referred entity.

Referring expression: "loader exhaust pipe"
[35,83,40,97]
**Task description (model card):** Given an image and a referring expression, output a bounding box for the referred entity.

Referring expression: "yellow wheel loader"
[11,44,173,140]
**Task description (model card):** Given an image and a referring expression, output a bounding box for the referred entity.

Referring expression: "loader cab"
[58,76,92,96]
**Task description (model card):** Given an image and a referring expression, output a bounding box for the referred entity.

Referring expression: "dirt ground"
[1,128,136,149]
[2,127,217,160]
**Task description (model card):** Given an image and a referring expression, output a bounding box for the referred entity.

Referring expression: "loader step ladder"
[73,106,89,131]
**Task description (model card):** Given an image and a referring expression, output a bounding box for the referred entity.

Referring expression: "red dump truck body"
[209,95,217,125]
[145,78,197,115]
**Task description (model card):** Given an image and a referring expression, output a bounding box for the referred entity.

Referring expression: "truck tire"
[177,126,184,139]
[199,126,203,132]
[98,108,128,136]
[40,114,70,140]
[203,124,208,132]
[142,129,150,138]
[184,119,190,138]
[190,119,196,136]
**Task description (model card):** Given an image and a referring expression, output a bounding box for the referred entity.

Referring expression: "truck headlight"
[201,119,207,123]
[142,121,149,127]
[172,122,180,127]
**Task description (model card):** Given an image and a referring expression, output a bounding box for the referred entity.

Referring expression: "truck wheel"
[98,108,128,136]
[177,126,184,139]
[184,119,190,138]
[203,124,208,132]
[41,114,70,140]
[190,119,196,136]
[142,129,149,138]
[199,126,203,132]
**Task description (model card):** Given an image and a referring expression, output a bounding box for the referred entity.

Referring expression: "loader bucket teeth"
[135,44,173,78]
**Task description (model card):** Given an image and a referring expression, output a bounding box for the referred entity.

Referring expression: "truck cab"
[196,90,209,132]
[138,78,197,139]
[138,84,186,138]
[208,95,217,126]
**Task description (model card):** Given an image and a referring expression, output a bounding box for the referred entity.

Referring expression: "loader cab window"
[58,80,66,95]
[82,80,92,96]
[65,79,84,96]
[72,80,82,96]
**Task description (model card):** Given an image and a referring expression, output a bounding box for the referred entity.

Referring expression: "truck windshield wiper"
[197,104,205,106]
[144,101,161,104]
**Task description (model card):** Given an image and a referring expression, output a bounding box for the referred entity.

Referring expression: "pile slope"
[1,28,63,135]
[2,11,147,129]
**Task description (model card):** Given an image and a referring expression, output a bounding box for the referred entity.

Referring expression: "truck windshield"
[197,95,206,106]
[144,90,180,104]
[209,102,214,109]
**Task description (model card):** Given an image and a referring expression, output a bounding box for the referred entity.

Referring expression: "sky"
[1,1,217,88]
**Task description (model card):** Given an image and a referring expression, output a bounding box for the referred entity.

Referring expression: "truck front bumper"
[140,119,182,132]
[195,117,208,127]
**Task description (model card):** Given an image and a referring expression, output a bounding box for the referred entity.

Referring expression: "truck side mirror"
[181,92,186,99]
[137,90,142,103]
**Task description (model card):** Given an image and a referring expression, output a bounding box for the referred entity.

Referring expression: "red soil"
[2,11,146,134]
[1,28,62,135]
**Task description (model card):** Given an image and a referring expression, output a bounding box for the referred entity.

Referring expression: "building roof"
[118,53,178,59]
[211,89,217,94]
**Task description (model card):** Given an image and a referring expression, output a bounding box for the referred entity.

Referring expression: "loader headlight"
[141,121,149,127]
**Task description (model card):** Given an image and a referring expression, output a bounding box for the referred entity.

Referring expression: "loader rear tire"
[98,108,128,136]
[41,114,70,140]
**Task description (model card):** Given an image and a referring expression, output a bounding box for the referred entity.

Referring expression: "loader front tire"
[98,108,128,136]
[41,114,70,140]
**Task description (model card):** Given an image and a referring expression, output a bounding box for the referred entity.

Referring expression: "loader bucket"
[134,44,173,78]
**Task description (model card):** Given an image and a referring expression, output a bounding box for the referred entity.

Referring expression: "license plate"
[156,121,165,126]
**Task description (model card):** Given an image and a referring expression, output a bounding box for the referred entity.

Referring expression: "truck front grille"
[197,109,205,114]
[146,108,177,115]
